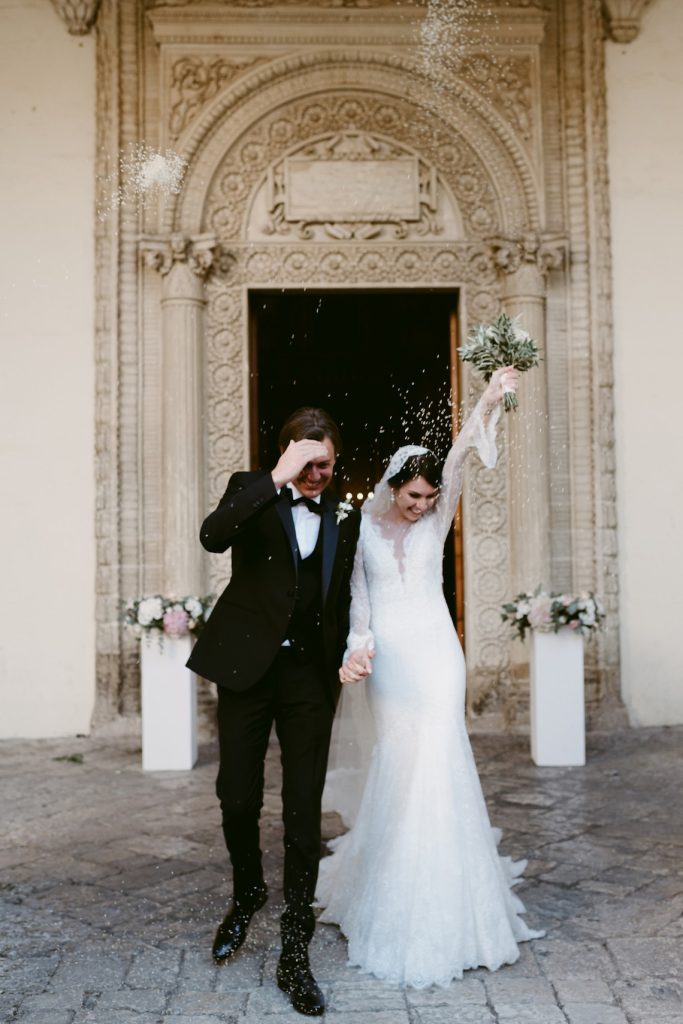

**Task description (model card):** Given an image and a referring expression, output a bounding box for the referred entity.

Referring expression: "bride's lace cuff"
[343,630,375,663]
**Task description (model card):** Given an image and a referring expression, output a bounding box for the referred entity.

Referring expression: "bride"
[316,366,542,989]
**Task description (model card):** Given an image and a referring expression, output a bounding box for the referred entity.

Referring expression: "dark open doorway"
[249,289,464,639]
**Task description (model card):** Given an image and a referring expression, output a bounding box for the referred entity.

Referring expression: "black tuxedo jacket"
[187,471,360,707]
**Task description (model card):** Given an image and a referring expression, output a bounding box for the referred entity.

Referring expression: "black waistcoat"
[285,524,324,656]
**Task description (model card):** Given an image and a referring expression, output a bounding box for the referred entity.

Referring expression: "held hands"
[272,439,330,489]
[485,366,520,408]
[339,648,375,684]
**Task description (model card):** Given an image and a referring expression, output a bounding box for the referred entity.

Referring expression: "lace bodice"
[346,396,500,656]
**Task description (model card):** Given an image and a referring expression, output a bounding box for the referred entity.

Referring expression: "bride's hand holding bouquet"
[458,313,539,411]
[482,365,520,414]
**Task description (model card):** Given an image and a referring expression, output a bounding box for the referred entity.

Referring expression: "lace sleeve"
[344,533,374,660]
[432,395,501,541]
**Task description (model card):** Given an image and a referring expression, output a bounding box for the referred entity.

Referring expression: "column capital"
[490,233,567,277]
[140,233,221,279]
[50,0,101,36]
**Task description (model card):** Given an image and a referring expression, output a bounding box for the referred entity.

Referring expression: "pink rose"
[163,607,190,637]
[528,594,552,630]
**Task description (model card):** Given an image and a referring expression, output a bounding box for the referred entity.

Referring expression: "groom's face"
[292,435,337,499]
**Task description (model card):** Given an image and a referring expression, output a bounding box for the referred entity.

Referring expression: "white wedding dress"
[316,397,542,988]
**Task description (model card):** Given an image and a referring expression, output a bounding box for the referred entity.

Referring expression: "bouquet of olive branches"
[458,313,540,411]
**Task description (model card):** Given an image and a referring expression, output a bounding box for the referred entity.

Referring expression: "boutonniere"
[335,500,354,525]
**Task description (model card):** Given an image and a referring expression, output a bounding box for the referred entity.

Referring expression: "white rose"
[138,596,163,626]
[515,600,531,619]
[185,597,203,618]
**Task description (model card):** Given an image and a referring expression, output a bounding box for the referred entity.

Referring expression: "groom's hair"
[278,407,343,456]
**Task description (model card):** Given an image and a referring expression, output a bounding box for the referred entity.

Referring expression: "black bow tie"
[285,489,323,516]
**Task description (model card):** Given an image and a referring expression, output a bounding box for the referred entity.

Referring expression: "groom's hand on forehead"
[272,437,336,491]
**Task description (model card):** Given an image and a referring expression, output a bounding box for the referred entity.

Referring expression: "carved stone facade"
[92,0,624,730]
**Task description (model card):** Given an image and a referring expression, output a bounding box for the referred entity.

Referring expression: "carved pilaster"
[602,0,653,43]
[50,0,101,35]
[141,234,220,596]
[492,235,567,603]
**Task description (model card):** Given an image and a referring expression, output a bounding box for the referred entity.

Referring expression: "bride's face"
[393,475,439,523]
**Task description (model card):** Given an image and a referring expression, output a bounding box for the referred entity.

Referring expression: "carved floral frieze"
[459,54,534,143]
[169,56,267,141]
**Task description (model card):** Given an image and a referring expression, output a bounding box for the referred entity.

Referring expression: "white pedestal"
[530,629,585,767]
[141,634,197,771]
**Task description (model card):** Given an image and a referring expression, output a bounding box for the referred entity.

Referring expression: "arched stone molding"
[162,51,542,238]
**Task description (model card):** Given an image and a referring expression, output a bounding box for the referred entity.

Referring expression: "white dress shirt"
[285,483,322,559]
[280,485,322,648]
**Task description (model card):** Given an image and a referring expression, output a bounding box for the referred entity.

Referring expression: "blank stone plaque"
[284,156,420,222]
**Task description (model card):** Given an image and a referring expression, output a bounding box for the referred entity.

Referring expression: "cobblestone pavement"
[1,727,682,1024]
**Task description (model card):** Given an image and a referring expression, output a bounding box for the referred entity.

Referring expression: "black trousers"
[215,649,335,950]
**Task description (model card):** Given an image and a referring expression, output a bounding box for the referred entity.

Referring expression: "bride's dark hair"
[387,453,442,490]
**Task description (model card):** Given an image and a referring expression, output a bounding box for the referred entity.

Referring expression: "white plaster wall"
[0,0,96,736]
[607,0,683,725]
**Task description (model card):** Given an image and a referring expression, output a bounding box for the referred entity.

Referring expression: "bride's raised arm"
[433,366,518,540]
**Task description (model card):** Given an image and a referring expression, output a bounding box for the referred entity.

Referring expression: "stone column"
[141,234,218,596]
[493,235,565,599]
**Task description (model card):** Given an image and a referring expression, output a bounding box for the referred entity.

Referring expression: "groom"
[187,407,359,1017]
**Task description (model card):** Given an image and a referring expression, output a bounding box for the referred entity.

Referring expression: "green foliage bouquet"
[458,312,540,411]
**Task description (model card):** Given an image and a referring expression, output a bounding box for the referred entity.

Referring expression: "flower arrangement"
[501,588,605,642]
[124,594,214,640]
[458,312,540,411]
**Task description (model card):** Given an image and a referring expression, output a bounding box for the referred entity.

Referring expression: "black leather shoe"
[212,884,268,963]
[277,953,325,1017]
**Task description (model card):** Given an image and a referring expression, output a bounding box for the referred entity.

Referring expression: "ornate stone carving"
[169,56,266,140]
[50,0,101,34]
[202,91,507,247]
[491,233,567,277]
[460,55,534,142]
[141,233,221,280]
[602,0,653,43]
[262,131,440,241]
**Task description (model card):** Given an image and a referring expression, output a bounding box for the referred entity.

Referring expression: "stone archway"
[141,55,558,715]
